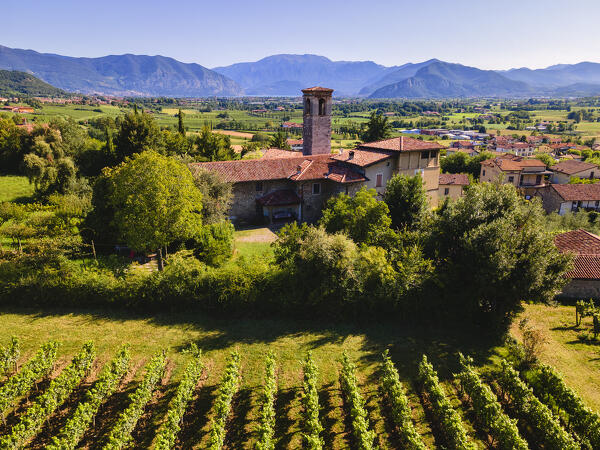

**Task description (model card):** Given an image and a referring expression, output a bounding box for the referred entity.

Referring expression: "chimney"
[400,136,404,151]
[348,151,355,160]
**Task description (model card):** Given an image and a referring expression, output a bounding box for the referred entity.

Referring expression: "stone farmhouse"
[537,184,600,215]
[193,87,444,224]
[555,229,600,299]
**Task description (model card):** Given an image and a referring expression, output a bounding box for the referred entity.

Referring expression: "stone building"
[554,229,600,299]
[536,183,600,215]
[193,86,443,224]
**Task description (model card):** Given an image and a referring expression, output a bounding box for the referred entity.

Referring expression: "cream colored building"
[438,173,469,200]
[480,155,551,197]
[549,160,599,184]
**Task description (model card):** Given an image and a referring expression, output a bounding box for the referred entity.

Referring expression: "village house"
[495,142,535,157]
[438,173,469,200]
[536,183,600,215]
[549,160,599,184]
[193,86,444,224]
[554,229,600,299]
[286,138,303,152]
[480,156,550,197]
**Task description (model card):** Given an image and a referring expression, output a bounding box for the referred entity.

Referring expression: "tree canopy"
[361,112,392,143]
[383,174,429,230]
[107,151,203,252]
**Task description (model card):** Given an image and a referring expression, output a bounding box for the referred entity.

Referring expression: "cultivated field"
[0,302,597,448]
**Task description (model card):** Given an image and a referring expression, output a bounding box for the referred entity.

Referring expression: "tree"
[269,131,291,150]
[178,109,185,135]
[427,182,572,333]
[108,151,203,254]
[361,112,392,143]
[114,111,164,162]
[191,167,233,224]
[535,153,556,167]
[195,125,236,161]
[320,188,391,245]
[383,174,429,230]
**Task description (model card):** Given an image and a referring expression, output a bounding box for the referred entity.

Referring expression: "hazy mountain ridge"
[0,45,242,96]
[1,45,600,98]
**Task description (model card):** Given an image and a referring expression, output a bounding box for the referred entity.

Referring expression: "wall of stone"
[561,279,600,299]
[302,95,332,156]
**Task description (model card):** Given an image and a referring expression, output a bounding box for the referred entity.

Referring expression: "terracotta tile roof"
[302,86,334,93]
[256,189,301,206]
[332,149,392,167]
[358,136,444,152]
[550,184,600,201]
[555,230,600,279]
[555,229,600,255]
[550,160,598,175]
[481,157,546,171]
[261,148,300,159]
[191,154,366,184]
[286,139,303,145]
[439,173,470,186]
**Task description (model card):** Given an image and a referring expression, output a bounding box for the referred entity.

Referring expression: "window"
[312,183,321,195]
[482,169,486,176]
[421,151,429,159]
[595,200,599,207]
[444,187,450,195]
[376,173,383,187]
[591,171,595,179]
[256,181,263,192]
[414,169,424,177]
[508,176,514,183]
[304,98,311,115]
[318,98,326,116]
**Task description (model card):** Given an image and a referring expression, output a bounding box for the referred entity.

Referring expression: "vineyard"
[0,335,598,449]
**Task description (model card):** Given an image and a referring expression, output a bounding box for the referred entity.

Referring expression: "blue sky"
[3,0,599,70]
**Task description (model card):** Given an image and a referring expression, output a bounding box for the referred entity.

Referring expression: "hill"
[0,69,66,96]
[358,59,440,96]
[369,61,531,98]
[501,62,600,88]
[213,54,393,96]
[0,45,242,97]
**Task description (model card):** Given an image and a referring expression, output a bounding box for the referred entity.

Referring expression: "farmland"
[0,302,597,448]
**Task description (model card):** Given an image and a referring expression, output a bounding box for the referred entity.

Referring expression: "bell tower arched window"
[318,98,326,116]
[304,98,311,115]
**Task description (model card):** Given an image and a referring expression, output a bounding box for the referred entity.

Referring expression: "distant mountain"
[213,54,392,96]
[369,61,531,98]
[500,62,600,88]
[0,45,242,97]
[0,69,66,96]
[358,59,441,96]
[551,83,600,97]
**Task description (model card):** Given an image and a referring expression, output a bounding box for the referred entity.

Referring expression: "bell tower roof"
[302,86,334,94]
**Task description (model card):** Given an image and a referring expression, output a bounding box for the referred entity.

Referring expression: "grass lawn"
[514,302,600,411]
[0,175,35,202]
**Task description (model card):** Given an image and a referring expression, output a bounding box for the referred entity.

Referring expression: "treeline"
[0,176,571,335]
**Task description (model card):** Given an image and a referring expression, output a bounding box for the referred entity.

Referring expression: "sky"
[2,0,599,70]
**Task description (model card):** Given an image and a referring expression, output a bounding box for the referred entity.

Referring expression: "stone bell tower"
[302,86,333,155]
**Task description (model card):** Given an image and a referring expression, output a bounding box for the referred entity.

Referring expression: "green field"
[0,175,34,202]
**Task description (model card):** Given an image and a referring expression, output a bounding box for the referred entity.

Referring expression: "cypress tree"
[178,109,185,135]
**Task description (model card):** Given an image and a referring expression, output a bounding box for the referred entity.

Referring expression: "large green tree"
[383,174,429,230]
[191,167,233,224]
[195,125,236,161]
[361,112,392,143]
[114,111,164,162]
[320,188,391,246]
[108,151,203,253]
[428,182,572,332]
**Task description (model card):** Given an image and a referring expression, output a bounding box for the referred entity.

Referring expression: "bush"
[192,222,234,266]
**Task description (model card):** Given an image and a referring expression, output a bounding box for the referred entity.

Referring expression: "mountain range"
[1,45,600,98]
[0,69,66,97]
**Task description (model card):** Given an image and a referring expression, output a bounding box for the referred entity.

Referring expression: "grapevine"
[418,355,474,450]
[339,352,377,450]
[0,341,95,449]
[207,350,241,450]
[300,352,324,449]
[154,344,203,450]
[102,351,167,450]
[496,360,578,450]
[0,337,20,377]
[456,354,528,450]
[47,345,131,450]
[381,350,426,450]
